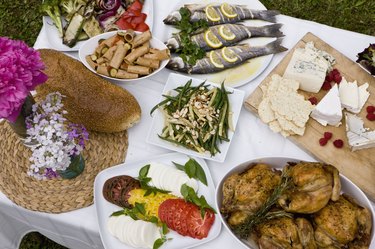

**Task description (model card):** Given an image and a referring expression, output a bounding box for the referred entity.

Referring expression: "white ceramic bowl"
[78,30,169,82]
[215,157,375,249]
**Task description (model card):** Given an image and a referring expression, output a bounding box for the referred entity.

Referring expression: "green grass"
[1,0,374,248]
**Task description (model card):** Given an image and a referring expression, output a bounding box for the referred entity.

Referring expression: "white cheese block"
[283,42,334,93]
[311,84,342,127]
[339,77,359,112]
[345,112,375,151]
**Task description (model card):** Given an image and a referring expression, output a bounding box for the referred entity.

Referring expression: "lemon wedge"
[205,5,221,22]
[209,51,224,68]
[204,30,223,48]
[220,3,238,18]
[221,47,238,63]
[218,25,236,40]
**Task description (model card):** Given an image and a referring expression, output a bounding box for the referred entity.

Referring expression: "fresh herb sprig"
[232,169,293,239]
[175,7,208,65]
[173,158,208,186]
[180,184,216,217]
[139,164,170,196]
[111,202,160,223]
[153,223,170,249]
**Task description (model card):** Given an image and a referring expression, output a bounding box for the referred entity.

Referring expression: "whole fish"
[166,23,283,52]
[163,4,280,25]
[166,38,287,74]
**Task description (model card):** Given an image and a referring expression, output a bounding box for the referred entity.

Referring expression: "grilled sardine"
[166,38,287,74]
[166,23,283,51]
[164,4,280,25]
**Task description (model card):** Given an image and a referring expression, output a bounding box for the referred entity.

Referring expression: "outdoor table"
[0,1,374,248]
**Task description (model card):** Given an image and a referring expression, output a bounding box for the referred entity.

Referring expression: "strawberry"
[333,73,342,84]
[331,68,339,75]
[366,105,375,113]
[321,81,332,90]
[308,97,318,105]
[319,138,328,146]
[333,139,344,148]
[324,132,333,140]
[366,113,375,121]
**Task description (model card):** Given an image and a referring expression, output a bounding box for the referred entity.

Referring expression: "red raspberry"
[366,106,375,113]
[331,68,340,75]
[308,97,318,105]
[333,74,342,84]
[319,138,328,146]
[366,113,375,121]
[325,73,333,82]
[324,132,333,140]
[321,81,332,90]
[333,139,344,148]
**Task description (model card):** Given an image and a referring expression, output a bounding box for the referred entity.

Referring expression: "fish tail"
[252,10,280,23]
[264,38,288,55]
[247,23,284,38]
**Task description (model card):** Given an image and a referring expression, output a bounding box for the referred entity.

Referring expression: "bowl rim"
[78,30,170,82]
[215,156,375,249]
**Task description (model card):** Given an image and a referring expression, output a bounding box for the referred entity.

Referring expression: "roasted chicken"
[278,162,341,214]
[253,216,317,249]
[313,194,372,248]
[221,163,281,226]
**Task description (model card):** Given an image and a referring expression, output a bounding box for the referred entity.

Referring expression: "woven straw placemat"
[0,121,128,213]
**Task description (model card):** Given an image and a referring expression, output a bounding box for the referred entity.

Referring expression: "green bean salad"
[151,80,233,156]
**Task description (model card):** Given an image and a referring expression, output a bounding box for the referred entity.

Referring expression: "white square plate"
[94,152,221,249]
[147,73,245,162]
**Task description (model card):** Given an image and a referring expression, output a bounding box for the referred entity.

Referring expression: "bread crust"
[36,49,141,133]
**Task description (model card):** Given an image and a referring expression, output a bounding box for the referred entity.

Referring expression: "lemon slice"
[209,51,224,68]
[220,3,238,18]
[204,30,223,48]
[205,5,220,22]
[218,25,236,40]
[221,47,238,63]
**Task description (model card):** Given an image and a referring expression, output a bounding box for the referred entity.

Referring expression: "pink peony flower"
[0,37,48,122]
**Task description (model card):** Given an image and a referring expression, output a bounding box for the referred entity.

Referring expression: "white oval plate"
[94,152,221,249]
[43,0,154,52]
[146,73,245,163]
[78,30,169,82]
[215,157,375,249]
[161,0,279,88]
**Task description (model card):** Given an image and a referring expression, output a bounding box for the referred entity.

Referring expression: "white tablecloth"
[0,1,374,248]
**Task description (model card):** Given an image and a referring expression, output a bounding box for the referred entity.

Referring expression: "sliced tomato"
[131,13,147,24]
[128,0,143,12]
[135,22,149,32]
[187,208,215,239]
[115,18,134,30]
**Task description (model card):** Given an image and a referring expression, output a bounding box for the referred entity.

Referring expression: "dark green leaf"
[110,210,124,217]
[150,216,159,224]
[185,160,196,178]
[134,203,146,215]
[162,223,169,235]
[186,158,207,185]
[139,164,150,179]
[172,161,185,171]
[153,238,165,249]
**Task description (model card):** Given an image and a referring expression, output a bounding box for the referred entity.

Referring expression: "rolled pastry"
[110,43,131,69]
[131,30,152,48]
[124,43,150,64]
[116,69,139,79]
[135,57,160,69]
[127,65,151,75]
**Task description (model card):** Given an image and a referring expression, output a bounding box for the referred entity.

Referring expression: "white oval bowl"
[78,30,169,82]
[215,157,375,249]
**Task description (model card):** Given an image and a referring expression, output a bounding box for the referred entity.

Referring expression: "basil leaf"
[185,160,196,178]
[110,210,124,217]
[162,223,169,235]
[153,238,165,249]
[186,158,207,186]
[135,202,146,215]
[150,216,159,224]
[139,164,150,179]
[172,161,185,171]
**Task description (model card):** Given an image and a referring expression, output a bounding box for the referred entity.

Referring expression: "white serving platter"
[147,73,245,163]
[94,152,221,249]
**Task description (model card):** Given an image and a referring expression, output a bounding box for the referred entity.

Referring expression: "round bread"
[36,49,141,133]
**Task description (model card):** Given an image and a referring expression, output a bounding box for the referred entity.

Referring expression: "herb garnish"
[232,169,293,239]
[173,158,208,186]
[180,184,216,217]
[175,7,208,65]
[138,164,170,196]
[153,223,170,249]
[111,202,159,223]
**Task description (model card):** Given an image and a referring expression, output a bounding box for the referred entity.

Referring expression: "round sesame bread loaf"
[36,49,141,133]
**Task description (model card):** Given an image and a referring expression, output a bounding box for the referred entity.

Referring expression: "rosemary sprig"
[232,169,293,239]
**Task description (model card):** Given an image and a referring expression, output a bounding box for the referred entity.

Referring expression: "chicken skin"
[313,195,372,248]
[278,162,341,214]
[221,163,281,226]
[253,216,317,249]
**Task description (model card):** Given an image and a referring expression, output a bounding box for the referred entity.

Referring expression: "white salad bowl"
[78,30,169,82]
[215,157,375,249]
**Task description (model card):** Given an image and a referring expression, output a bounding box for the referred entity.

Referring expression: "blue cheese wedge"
[345,112,375,151]
[283,42,335,93]
[311,84,342,127]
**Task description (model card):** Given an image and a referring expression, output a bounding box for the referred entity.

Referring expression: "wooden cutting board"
[245,32,375,200]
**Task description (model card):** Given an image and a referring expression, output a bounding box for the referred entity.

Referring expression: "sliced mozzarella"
[140,221,160,248]
[115,215,131,243]
[107,216,117,236]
